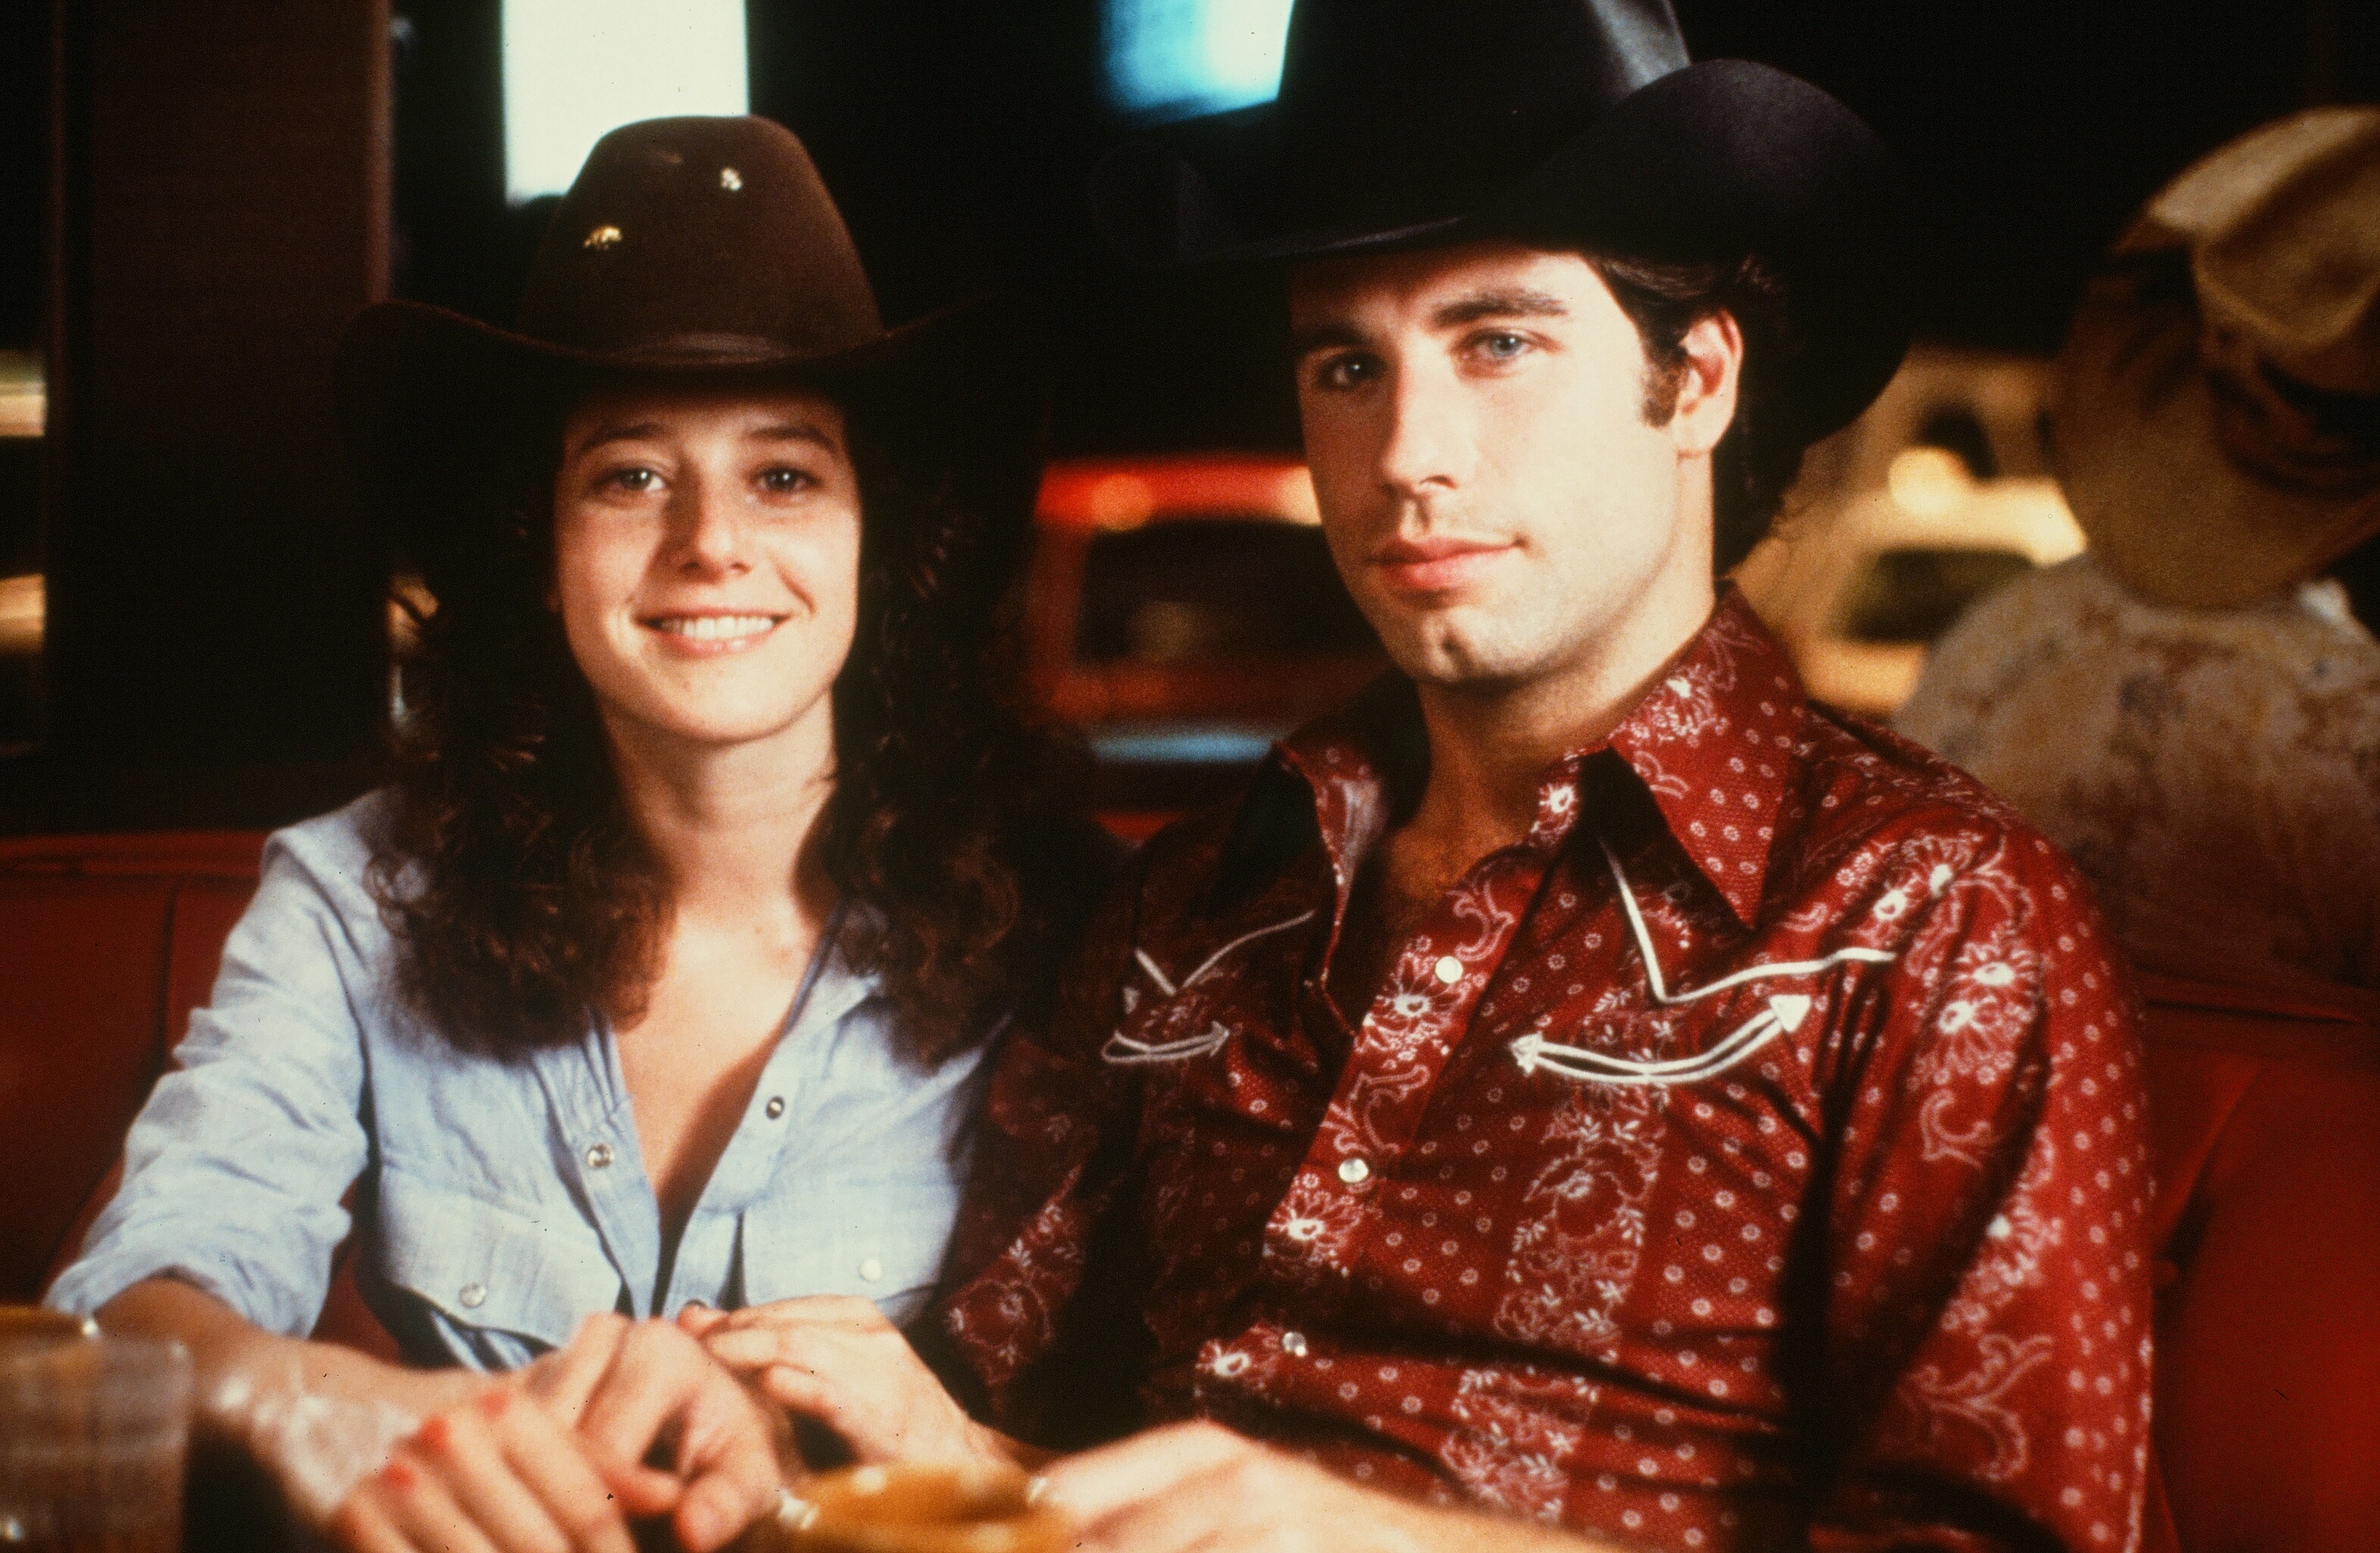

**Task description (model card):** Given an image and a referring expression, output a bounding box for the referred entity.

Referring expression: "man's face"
[1290,240,1721,695]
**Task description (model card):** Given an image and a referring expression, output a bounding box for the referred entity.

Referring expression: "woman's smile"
[642,610,792,653]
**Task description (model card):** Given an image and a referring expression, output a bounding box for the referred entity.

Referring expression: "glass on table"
[0,1311,193,1553]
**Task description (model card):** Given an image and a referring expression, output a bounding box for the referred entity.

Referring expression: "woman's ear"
[1668,309,1744,460]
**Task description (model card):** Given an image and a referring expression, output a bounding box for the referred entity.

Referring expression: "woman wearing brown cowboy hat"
[46,116,1108,1552]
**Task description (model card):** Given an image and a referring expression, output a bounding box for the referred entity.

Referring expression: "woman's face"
[550,384,863,757]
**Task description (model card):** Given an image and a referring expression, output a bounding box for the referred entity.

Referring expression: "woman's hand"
[331,1314,786,1553]
[679,1296,1003,1468]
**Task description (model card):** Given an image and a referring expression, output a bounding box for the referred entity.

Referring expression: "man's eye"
[605,467,660,494]
[1315,354,1378,391]
[1475,331,1530,362]
[758,466,814,494]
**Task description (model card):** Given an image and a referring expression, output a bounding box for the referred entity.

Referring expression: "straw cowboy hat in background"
[2055,107,2380,608]
[1088,0,1913,446]
[335,115,1042,599]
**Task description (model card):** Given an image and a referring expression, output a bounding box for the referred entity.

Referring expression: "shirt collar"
[1240,589,1807,926]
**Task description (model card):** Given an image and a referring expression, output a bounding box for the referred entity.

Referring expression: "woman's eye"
[603,466,660,494]
[758,466,814,495]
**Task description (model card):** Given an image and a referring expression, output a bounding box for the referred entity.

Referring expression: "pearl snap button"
[858,1257,884,1283]
[1281,1330,1308,1357]
[1433,955,1463,984]
[1337,1156,1371,1185]
[458,1283,486,1309]
[764,1096,786,1120]
[585,1142,614,1169]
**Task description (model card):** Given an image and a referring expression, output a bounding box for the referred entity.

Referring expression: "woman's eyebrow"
[751,422,841,452]
[566,422,665,457]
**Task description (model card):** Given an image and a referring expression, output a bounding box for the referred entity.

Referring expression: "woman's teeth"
[655,615,775,641]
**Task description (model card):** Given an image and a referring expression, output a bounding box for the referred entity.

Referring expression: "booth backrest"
[2133,974,2380,1553]
[1,832,265,1301]
[8,835,2378,1549]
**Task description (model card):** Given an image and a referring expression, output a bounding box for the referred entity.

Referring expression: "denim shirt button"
[764,1096,786,1120]
[458,1282,486,1309]
[858,1257,884,1283]
[585,1142,614,1170]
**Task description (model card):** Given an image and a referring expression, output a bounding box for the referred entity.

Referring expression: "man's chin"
[1380,623,1539,691]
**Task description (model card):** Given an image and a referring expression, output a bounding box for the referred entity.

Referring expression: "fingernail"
[413,1415,452,1451]
[476,1388,513,1420]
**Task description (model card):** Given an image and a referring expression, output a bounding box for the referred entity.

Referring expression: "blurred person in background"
[1899,109,2380,1000]
[692,4,2157,1550]
[45,116,1105,1553]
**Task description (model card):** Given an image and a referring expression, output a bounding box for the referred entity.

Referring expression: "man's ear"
[1669,310,1744,459]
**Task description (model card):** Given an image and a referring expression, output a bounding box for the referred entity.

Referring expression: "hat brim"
[1092,59,1910,444]
[335,293,1046,597]
[2055,287,2380,607]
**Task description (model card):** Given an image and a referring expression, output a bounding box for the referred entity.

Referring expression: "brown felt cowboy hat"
[336,116,1042,597]
[2054,107,2380,607]
[1088,0,1911,445]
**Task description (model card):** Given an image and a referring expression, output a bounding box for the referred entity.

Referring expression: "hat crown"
[1262,0,1688,232]
[515,116,884,363]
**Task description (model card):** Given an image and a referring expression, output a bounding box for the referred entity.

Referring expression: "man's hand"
[679,1296,1004,1467]
[332,1314,785,1553]
[1036,1422,1606,1553]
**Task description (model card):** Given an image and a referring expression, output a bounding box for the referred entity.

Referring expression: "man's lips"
[1369,534,1519,594]
[639,612,787,653]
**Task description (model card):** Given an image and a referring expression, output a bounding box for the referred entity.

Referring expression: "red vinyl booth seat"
[8,834,2377,1550]
[4,830,395,1359]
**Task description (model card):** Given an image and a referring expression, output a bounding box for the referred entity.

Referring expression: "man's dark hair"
[1585,252,1809,573]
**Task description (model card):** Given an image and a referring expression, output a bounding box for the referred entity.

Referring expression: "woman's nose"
[672,477,751,576]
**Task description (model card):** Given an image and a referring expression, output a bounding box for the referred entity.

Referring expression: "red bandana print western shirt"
[943,594,2154,1553]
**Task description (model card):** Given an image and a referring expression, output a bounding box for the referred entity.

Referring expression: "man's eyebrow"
[1431,289,1570,328]
[1290,320,1370,357]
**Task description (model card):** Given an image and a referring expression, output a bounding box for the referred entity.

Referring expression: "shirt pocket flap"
[740,1179,956,1327]
[376,1170,624,1347]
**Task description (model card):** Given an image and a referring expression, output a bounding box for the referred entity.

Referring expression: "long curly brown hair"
[366,383,1109,1066]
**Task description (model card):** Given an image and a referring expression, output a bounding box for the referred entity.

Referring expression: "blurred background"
[0,0,2373,832]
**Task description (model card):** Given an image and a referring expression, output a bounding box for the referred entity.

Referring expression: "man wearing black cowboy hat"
[763,4,2153,1549]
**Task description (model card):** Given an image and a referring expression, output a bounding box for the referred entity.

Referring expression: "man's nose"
[1375,355,1471,501]
[670,475,750,576]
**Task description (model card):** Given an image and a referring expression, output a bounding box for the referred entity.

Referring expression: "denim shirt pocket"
[739,1176,959,1330]
[375,1166,625,1349]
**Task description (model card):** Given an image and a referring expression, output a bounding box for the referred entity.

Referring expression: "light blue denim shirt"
[48,792,988,1371]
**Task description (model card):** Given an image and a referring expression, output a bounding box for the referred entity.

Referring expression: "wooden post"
[23,0,391,826]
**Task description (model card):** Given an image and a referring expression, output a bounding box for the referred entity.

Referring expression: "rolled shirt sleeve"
[47,830,375,1336]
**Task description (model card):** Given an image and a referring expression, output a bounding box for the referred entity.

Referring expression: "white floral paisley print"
[944,592,2153,1553]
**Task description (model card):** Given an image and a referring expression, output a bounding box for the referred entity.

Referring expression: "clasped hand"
[329,1312,785,1553]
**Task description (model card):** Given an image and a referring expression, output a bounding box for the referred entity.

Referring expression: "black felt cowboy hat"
[337,116,1041,596]
[1091,0,1910,444]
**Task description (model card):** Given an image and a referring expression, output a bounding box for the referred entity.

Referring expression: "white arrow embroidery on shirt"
[1513,993,1812,1087]
[1101,910,1318,1067]
[1506,839,1894,1088]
